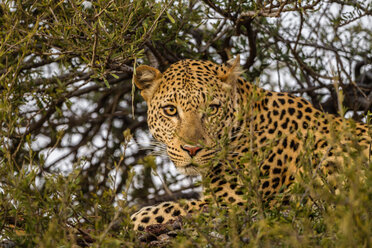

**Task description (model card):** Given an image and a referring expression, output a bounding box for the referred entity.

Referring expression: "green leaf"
[111,73,119,79]
[103,78,110,88]
[166,11,175,23]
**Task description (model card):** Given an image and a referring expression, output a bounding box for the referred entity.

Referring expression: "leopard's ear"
[133,65,162,102]
[218,55,243,83]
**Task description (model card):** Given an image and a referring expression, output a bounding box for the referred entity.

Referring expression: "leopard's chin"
[175,163,201,176]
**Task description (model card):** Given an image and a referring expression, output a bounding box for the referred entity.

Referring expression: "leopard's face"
[144,60,236,175]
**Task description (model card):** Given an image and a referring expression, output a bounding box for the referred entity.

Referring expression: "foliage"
[0,0,371,246]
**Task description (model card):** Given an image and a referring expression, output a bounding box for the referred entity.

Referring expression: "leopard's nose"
[181,145,202,157]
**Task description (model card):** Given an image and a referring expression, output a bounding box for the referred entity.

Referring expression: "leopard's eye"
[208,104,220,115]
[162,105,178,116]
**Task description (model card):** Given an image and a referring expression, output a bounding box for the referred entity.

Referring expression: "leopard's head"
[134,57,243,175]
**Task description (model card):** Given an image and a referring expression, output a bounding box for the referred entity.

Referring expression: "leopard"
[131,56,371,231]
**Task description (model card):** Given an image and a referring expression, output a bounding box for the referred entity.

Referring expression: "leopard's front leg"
[131,199,205,231]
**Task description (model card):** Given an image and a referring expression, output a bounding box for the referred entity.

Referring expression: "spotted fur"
[131,57,371,231]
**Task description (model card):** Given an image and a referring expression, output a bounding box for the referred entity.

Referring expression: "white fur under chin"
[177,165,201,176]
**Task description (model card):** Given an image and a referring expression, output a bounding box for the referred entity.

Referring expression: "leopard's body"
[131,57,371,231]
